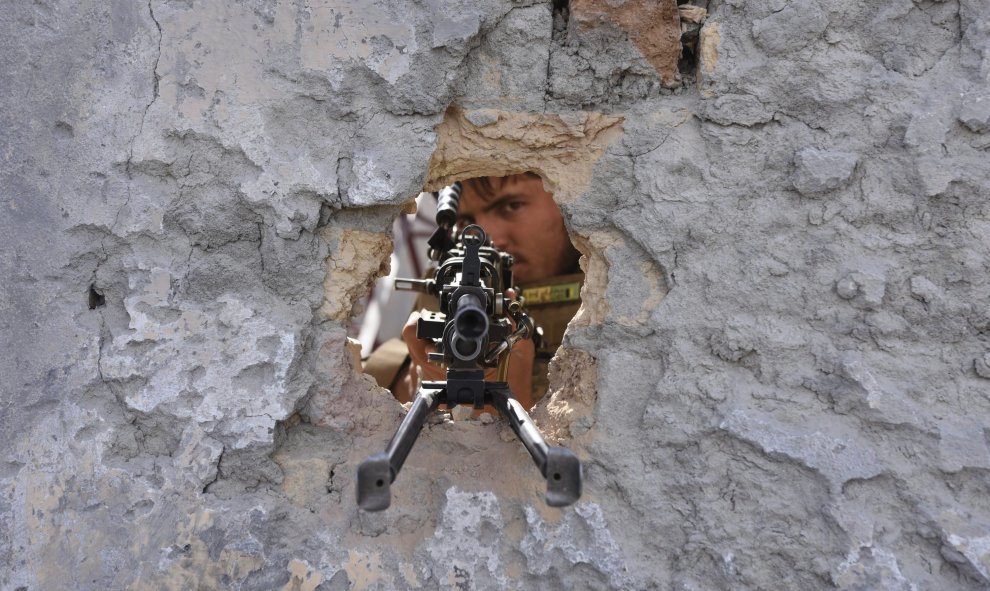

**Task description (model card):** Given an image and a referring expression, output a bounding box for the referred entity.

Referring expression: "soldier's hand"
[504,331,535,409]
[502,288,535,408]
[392,310,443,403]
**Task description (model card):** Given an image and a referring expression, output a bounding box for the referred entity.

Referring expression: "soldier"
[365,172,582,409]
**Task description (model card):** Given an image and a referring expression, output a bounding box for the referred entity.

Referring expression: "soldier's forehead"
[465,174,536,197]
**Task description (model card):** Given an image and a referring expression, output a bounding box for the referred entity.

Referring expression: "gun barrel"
[453,293,488,340]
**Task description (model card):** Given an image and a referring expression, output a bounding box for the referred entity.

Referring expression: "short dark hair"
[462,172,541,200]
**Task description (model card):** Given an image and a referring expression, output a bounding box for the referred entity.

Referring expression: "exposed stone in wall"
[531,347,598,443]
[426,106,623,201]
[548,0,683,105]
[4,0,990,590]
[569,0,682,88]
[320,228,393,322]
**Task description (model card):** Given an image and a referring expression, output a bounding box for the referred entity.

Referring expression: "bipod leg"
[357,386,442,511]
[488,384,582,507]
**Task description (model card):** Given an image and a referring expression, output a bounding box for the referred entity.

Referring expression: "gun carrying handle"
[486,305,535,379]
[495,352,510,382]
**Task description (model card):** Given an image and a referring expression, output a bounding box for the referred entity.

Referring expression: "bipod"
[357,378,582,511]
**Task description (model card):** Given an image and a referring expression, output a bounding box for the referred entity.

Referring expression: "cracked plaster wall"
[2,0,990,589]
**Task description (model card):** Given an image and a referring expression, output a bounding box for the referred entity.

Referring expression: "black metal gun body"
[357,182,582,511]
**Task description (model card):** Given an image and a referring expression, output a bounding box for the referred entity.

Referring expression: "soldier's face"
[455,175,580,285]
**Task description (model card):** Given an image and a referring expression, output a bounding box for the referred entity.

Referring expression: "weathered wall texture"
[2,0,989,589]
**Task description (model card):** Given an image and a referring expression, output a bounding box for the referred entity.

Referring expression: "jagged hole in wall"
[677,0,709,78]
[88,284,106,309]
[551,0,708,82]
[271,102,626,508]
[552,0,570,43]
[356,173,584,413]
[266,171,593,511]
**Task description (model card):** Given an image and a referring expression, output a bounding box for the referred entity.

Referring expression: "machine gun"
[357,182,583,511]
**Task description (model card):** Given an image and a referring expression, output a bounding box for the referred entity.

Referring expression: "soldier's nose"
[483,229,502,248]
[475,218,506,248]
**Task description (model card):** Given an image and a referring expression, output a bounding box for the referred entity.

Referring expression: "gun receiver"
[357,182,583,511]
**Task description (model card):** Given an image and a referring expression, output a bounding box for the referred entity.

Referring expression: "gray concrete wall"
[2,0,989,589]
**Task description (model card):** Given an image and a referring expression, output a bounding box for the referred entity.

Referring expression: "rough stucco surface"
[2,0,990,589]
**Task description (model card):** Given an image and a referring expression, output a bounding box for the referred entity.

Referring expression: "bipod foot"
[357,453,392,511]
[488,383,583,508]
[356,387,442,511]
[545,447,582,507]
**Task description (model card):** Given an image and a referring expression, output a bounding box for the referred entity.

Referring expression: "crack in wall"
[201,445,225,494]
[117,0,164,238]
[545,0,570,111]
[125,0,163,177]
[147,0,162,107]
